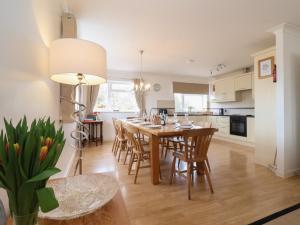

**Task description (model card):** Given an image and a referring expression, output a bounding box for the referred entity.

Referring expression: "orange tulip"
[40,146,48,161]
[13,143,20,156]
[45,137,53,148]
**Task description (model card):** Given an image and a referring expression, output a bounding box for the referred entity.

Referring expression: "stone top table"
[40,174,119,220]
[8,173,131,225]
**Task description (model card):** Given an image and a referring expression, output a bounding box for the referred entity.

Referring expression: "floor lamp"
[49,38,107,175]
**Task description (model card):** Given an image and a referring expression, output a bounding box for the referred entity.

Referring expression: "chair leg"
[134,154,141,184]
[128,153,135,175]
[187,162,192,200]
[169,156,176,184]
[204,164,214,194]
[114,140,120,156]
[117,142,123,162]
[164,140,169,159]
[160,138,165,158]
[112,137,117,152]
[118,142,126,162]
[205,157,211,172]
[123,146,131,165]
[191,163,194,186]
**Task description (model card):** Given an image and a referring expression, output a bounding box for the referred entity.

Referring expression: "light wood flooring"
[79,140,300,225]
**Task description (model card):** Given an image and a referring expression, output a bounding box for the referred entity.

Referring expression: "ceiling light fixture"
[210,63,226,75]
[134,50,151,92]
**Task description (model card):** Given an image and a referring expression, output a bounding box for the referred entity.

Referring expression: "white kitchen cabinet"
[247,117,255,143]
[206,115,255,146]
[235,73,252,91]
[210,77,236,102]
[208,116,230,137]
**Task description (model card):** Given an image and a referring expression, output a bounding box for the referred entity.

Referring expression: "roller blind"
[172,82,209,94]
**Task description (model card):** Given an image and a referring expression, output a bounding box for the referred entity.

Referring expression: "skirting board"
[213,136,255,147]
[276,168,300,178]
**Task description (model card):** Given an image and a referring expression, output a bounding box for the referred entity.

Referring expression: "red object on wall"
[272,64,277,83]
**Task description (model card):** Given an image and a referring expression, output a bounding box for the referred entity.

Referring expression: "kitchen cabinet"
[210,72,253,103]
[207,116,229,137]
[235,73,252,91]
[210,77,236,102]
[206,115,255,147]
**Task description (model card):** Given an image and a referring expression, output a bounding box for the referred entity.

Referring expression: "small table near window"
[82,120,103,146]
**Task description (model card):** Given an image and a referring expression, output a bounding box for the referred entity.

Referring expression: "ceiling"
[67,0,300,77]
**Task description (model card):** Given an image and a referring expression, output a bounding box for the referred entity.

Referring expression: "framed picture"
[258,56,274,79]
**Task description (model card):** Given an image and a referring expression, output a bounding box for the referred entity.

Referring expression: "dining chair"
[112,118,118,153]
[114,120,128,162]
[169,128,217,200]
[194,121,212,171]
[168,121,213,171]
[124,124,151,184]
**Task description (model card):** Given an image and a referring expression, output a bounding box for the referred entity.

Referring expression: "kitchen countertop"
[172,114,255,118]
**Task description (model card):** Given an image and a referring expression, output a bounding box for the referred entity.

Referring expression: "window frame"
[94,79,139,113]
[174,93,209,113]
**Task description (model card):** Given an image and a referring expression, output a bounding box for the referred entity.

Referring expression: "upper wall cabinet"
[235,73,252,91]
[210,72,253,103]
[211,77,236,102]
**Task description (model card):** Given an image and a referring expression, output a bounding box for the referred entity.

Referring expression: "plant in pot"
[0,117,65,225]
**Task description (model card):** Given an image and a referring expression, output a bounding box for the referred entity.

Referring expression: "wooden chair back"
[112,117,118,135]
[182,128,217,162]
[124,125,144,154]
[114,120,126,140]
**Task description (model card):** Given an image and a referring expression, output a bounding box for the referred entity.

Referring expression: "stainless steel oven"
[230,115,247,137]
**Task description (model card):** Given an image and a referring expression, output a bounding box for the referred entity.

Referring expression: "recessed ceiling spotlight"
[186,59,196,64]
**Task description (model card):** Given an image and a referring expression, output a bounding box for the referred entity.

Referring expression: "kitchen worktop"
[174,114,255,118]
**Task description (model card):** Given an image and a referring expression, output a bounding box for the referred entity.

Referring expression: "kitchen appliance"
[219,108,224,115]
[158,108,168,115]
[230,115,247,137]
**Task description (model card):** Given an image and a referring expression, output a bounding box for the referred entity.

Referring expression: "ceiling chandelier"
[134,50,151,92]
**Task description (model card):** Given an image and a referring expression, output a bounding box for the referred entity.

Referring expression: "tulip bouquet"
[0,117,65,225]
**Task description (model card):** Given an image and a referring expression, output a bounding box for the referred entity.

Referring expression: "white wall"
[252,47,277,168]
[98,70,209,141]
[272,24,300,177]
[0,0,65,213]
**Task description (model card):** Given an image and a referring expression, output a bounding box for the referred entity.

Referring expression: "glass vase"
[13,211,38,225]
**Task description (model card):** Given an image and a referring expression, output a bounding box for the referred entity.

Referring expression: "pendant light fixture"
[134,50,151,92]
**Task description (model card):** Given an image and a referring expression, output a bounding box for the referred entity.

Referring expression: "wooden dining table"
[122,120,206,185]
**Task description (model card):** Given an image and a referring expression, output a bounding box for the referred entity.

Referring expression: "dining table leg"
[150,134,160,185]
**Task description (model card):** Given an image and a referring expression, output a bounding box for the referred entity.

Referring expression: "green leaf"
[0,179,7,189]
[22,131,36,176]
[27,168,61,183]
[0,130,7,165]
[36,187,59,213]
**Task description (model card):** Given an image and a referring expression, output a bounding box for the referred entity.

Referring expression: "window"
[174,93,208,112]
[94,80,139,112]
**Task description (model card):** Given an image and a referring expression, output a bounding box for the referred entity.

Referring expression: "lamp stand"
[63,73,88,175]
[74,73,86,175]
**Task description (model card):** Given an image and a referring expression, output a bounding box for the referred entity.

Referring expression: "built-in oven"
[230,115,247,137]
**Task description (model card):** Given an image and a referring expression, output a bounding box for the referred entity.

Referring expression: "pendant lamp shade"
[49,38,107,85]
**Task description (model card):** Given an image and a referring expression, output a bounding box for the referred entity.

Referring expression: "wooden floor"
[80,140,300,225]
